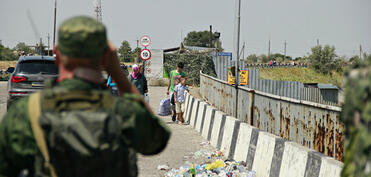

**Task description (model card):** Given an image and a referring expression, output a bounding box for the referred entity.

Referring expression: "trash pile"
[162,159,256,177]
[158,141,256,177]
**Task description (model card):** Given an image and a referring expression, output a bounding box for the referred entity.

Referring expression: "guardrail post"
[249,91,255,125]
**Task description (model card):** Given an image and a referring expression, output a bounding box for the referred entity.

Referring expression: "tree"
[259,54,270,63]
[184,31,210,47]
[13,42,34,55]
[0,44,18,61]
[184,30,224,51]
[246,54,258,63]
[131,47,142,63]
[118,40,132,62]
[308,45,337,74]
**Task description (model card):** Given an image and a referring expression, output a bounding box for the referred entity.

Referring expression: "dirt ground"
[0,61,17,70]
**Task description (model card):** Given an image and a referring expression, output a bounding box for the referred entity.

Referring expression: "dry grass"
[0,61,17,70]
[259,68,344,88]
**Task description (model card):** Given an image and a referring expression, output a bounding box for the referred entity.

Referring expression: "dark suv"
[7,56,58,108]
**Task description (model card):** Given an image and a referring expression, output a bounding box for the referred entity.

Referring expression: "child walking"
[174,76,188,125]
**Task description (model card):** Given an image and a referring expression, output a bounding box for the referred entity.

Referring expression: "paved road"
[0,83,213,176]
[138,86,214,177]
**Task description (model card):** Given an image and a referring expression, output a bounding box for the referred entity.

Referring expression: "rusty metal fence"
[200,72,344,161]
[212,55,339,105]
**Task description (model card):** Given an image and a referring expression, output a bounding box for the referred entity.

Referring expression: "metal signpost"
[139,35,152,75]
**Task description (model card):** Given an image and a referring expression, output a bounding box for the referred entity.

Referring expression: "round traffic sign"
[140,35,151,47]
[140,49,151,61]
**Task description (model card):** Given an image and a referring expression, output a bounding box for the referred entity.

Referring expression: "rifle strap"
[28,92,58,177]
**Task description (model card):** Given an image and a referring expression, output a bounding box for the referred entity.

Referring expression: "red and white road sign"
[140,35,151,47]
[140,49,151,61]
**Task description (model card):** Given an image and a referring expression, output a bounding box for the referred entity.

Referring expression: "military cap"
[57,16,107,58]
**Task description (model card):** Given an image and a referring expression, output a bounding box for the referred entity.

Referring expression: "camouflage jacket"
[0,78,171,177]
[341,67,371,177]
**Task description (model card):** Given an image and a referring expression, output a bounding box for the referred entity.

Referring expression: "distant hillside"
[258,68,344,88]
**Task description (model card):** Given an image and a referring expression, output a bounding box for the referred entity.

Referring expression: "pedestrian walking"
[0,16,170,177]
[174,76,188,125]
[167,62,187,122]
[128,64,148,95]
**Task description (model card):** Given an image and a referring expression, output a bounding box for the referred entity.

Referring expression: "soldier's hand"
[103,41,140,95]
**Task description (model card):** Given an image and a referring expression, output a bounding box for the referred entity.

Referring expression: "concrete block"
[201,106,216,139]
[318,157,343,177]
[184,94,192,122]
[220,116,237,158]
[252,132,276,177]
[304,152,323,177]
[190,99,200,128]
[269,138,286,177]
[279,142,308,177]
[233,123,255,162]
[195,103,207,132]
[210,111,225,148]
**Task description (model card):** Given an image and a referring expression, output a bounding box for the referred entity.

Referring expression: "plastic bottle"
[190,164,196,177]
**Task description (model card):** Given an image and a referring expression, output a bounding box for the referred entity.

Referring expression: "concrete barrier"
[252,132,277,177]
[195,102,207,131]
[279,142,309,176]
[233,123,257,162]
[201,106,216,139]
[190,99,200,127]
[183,93,344,177]
[318,157,343,177]
[209,111,225,148]
[184,93,193,123]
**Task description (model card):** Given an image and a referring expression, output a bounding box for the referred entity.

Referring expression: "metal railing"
[200,71,344,161]
[212,56,339,106]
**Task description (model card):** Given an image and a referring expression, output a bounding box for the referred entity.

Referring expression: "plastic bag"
[205,159,225,170]
[158,97,172,116]
[144,93,149,103]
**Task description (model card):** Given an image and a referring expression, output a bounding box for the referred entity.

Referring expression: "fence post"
[249,91,255,125]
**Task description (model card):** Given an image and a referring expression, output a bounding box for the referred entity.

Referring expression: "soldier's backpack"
[28,90,137,177]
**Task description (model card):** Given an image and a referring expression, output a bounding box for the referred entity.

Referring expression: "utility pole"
[209,25,213,48]
[240,41,245,60]
[360,45,363,59]
[181,29,183,43]
[284,40,287,59]
[233,0,241,118]
[268,38,271,59]
[136,38,139,49]
[47,33,50,56]
[242,41,245,60]
[317,39,320,46]
[94,0,102,22]
[53,0,57,49]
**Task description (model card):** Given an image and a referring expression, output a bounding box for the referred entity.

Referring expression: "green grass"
[258,68,344,88]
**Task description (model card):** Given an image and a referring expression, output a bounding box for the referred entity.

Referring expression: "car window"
[16,60,58,74]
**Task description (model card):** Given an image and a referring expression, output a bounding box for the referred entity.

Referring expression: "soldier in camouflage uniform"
[0,16,171,177]
[341,56,371,177]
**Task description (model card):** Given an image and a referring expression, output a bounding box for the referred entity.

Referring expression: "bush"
[163,54,216,86]
[309,45,339,74]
